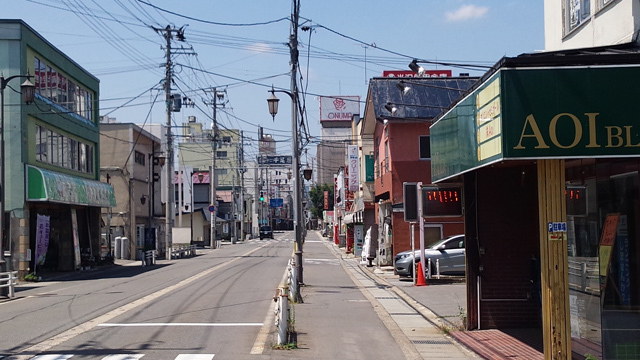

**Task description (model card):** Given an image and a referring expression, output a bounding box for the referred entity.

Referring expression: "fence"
[274,256,301,345]
[568,258,599,294]
[0,270,18,298]
[170,245,197,259]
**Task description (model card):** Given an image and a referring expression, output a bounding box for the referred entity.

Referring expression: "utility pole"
[152,25,193,259]
[205,88,224,248]
[153,25,181,259]
[239,130,245,241]
[290,0,303,285]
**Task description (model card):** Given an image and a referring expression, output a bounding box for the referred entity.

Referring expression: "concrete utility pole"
[153,25,192,259]
[290,0,304,285]
[239,130,245,241]
[205,88,224,248]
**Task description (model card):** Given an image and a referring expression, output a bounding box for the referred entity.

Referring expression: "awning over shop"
[26,165,116,207]
[430,48,640,183]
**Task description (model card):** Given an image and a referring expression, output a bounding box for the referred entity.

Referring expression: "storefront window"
[566,159,640,360]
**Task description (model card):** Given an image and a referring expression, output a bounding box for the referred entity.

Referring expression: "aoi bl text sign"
[430,66,640,182]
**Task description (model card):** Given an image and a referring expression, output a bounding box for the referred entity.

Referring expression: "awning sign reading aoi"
[26,165,116,207]
[430,66,640,182]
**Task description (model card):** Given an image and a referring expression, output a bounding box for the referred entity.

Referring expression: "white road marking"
[99,323,262,327]
[174,355,215,360]
[102,355,145,360]
[12,243,271,359]
[30,356,73,360]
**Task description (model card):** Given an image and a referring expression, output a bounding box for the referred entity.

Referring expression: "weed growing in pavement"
[458,305,467,327]
[584,354,599,360]
[272,342,298,350]
[23,273,41,282]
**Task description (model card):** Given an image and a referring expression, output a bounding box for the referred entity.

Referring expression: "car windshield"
[260,226,271,231]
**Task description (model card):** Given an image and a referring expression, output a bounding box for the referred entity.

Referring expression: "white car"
[394,235,465,276]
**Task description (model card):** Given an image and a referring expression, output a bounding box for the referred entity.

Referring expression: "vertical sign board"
[403,182,418,222]
[348,145,359,192]
[599,213,620,291]
[323,190,329,210]
[354,224,364,257]
[71,209,81,270]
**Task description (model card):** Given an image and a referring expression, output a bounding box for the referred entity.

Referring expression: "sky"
[3,0,544,167]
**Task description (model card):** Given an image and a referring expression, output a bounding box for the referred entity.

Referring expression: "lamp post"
[268,86,304,285]
[1,74,35,293]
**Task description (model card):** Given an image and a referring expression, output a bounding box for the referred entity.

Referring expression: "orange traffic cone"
[415,261,427,286]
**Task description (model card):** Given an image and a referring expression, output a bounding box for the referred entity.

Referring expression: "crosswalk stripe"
[102,355,145,360]
[30,356,74,360]
[174,355,214,360]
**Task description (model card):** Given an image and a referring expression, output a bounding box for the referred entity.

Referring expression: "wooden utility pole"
[537,159,571,360]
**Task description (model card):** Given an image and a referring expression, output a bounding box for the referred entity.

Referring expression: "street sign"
[208,205,216,212]
[270,198,284,208]
[258,155,292,165]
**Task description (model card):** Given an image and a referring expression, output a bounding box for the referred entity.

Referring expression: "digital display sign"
[566,185,586,216]
[421,186,462,217]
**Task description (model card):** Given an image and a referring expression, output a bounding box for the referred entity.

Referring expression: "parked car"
[259,226,274,240]
[394,234,465,277]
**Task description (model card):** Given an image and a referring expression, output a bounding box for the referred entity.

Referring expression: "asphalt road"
[0,231,410,360]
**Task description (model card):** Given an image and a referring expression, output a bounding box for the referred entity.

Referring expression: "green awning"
[27,165,116,207]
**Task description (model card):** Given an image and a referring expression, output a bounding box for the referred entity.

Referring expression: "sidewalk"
[297,231,479,360]
[313,230,551,360]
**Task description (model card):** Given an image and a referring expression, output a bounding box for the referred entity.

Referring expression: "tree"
[309,183,334,219]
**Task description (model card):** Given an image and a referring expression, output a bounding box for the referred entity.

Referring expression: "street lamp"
[1,74,35,292]
[267,86,304,286]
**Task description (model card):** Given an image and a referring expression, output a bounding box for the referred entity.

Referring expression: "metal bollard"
[580,262,588,292]
[427,258,432,279]
[436,259,440,279]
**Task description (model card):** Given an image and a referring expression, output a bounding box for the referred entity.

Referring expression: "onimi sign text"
[319,96,360,122]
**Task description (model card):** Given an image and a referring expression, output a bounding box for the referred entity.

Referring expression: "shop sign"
[382,70,452,78]
[319,96,360,122]
[431,66,640,182]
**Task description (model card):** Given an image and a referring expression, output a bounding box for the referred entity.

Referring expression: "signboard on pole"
[348,145,359,192]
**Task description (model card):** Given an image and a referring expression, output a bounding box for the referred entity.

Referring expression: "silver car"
[394,234,465,276]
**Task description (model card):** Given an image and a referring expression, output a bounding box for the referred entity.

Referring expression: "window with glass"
[565,0,591,34]
[566,158,640,360]
[216,151,228,158]
[35,125,94,175]
[134,151,146,166]
[34,56,94,122]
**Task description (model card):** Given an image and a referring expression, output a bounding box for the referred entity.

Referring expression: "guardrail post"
[278,292,289,345]
[580,262,588,292]
[9,271,15,298]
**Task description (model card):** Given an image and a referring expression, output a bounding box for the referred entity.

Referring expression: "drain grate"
[375,296,399,300]
[412,339,451,345]
[389,313,418,315]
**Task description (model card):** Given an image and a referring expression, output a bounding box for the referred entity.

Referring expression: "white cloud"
[245,42,272,53]
[445,5,489,22]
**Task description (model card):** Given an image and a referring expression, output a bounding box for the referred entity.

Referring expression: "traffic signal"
[259,191,264,202]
